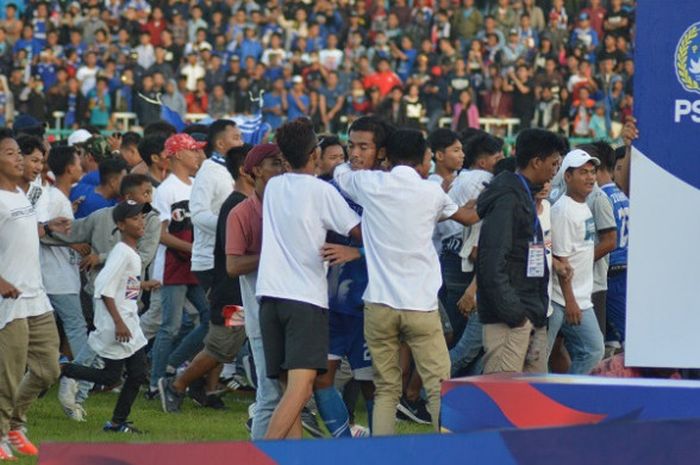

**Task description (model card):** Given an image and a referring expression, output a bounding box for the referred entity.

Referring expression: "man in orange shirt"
[363,58,402,98]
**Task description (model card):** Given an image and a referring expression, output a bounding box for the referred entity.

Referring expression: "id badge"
[527,242,545,278]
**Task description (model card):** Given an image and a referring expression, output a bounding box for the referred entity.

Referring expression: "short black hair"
[427,128,460,154]
[515,129,566,169]
[276,117,317,170]
[493,157,517,176]
[143,121,177,138]
[459,127,485,147]
[47,145,78,176]
[225,143,253,180]
[138,135,167,166]
[348,116,394,149]
[579,141,615,171]
[386,129,428,167]
[614,146,626,163]
[0,128,15,145]
[17,134,45,157]
[464,133,504,168]
[319,134,347,160]
[121,131,141,148]
[99,157,127,185]
[120,173,151,196]
[207,119,237,155]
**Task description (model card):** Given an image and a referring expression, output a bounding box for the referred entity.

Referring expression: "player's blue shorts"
[328,311,373,381]
[606,268,628,343]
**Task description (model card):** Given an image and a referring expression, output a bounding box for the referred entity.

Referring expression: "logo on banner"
[674,22,700,121]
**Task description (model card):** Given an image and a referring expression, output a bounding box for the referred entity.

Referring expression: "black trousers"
[63,347,147,424]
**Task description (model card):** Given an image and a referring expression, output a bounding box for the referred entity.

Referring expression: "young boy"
[136,134,169,188]
[548,149,605,374]
[257,118,362,439]
[333,128,477,435]
[55,174,161,420]
[60,200,160,433]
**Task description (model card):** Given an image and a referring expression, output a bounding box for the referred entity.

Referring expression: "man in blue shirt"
[286,76,309,120]
[592,142,630,346]
[262,78,286,131]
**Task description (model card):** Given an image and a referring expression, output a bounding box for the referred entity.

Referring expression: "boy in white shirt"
[60,201,160,433]
[333,128,478,435]
[548,149,605,374]
[257,118,362,439]
[0,129,69,460]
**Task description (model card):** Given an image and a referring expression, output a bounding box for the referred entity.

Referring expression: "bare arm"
[594,229,617,261]
[446,205,480,226]
[226,254,260,277]
[102,295,131,342]
[555,256,581,326]
[159,222,192,253]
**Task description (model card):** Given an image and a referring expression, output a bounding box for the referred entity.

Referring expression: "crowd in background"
[0,0,635,138]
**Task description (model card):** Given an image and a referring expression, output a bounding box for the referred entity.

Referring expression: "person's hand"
[141,280,161,292]
[622,117,639,147]
[564,301,582,326]
[115,320,132,343]
[80,254,100,271]
[107,133,122,152]
[70,243,92,257]
[553,257,574,282]
[0,278,21,299]
[48,217,72,235]
[321,244,362,265]
[457,289,477,316]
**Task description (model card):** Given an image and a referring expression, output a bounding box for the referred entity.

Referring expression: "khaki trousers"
[482,320,548,374]
[0,312,60,435]
[364,303,450,436]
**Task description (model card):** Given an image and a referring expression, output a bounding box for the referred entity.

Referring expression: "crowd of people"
[0,0,635,138]
[0,0,650,462]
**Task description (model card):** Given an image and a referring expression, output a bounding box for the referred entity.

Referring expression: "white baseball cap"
[68,129,92,146]
[560,148,600,173]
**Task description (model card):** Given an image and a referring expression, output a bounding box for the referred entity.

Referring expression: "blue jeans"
[49,294,88,358]
[249,335,281,440]
[439,251,473,344]
[449,315,483,376]
[606,270,627,343]
[547,302,604,375]
[72,343,99,405]
[150,284,210,388]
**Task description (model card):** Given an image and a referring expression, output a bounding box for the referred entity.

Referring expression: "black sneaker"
[103,421,144,434]
[204,394,227,410]
[187,377,207,407]
[245,417,253,433]
[158,377,185,413]
[143,387,159,401]
[396,396,431,425]
[301,407,324,438]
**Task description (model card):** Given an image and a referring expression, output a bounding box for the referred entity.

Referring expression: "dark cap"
[244,143,281,175]
[112,200,151,224]
[13,114,44,136]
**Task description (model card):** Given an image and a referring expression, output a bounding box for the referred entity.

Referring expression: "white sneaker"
[350,424,370,438]
[58,377,79,410]
[0,436,15,461]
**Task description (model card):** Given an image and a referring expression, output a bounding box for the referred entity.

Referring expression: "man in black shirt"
[158,144,254,413]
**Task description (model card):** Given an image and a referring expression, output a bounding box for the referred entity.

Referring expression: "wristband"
[43,223,53,237]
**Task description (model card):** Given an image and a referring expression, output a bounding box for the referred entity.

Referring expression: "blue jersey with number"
[601,183,629,266]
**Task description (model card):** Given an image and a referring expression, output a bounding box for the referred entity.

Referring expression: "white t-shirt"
[334,164,458,311]
[551,195,595,309]
[538,199,554,317]
[256,173,361,309]
[427,173,445,254]
[151,174,193,282]
[88,242,147,359]
[0,188,52,330]
[441,169,492,245]
[190,158,234,272]
[40,187,81,295]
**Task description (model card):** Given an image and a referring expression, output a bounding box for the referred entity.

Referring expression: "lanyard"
[210,152,225,167]
[516,173,541,243]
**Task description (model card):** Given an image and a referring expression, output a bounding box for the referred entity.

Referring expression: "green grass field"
[15,386,432,464]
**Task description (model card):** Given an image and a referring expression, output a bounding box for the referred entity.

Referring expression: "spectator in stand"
[378,86,409,128]
[363,58,401,98]
[186,78,209,115]
[483,74,513,119]
[422,66,449,132]
[452,89,480,132]
[287,76,309,121]
[452,0,483,52]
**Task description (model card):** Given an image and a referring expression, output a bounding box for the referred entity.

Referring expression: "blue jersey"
[326,179,368,315]
[601,183,629,266]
